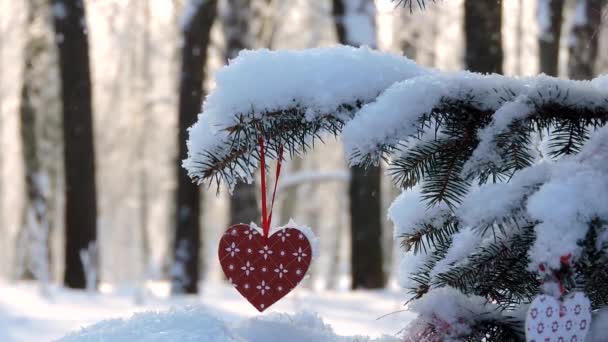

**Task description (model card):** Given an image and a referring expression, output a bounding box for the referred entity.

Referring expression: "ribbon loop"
[258,133,283,239]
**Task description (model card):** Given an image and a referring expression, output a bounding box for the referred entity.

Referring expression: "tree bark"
[18,0,53,284]
[568,0,604,80]
[333,0,385,289]
[52,0,98,290]
[538,0,565,76]
[464,0,504,74]
[172,0,217,295]
[223,0,260,227]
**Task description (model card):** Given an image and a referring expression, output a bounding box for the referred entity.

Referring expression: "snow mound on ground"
[58,306,400,342]
[58,306,241,342]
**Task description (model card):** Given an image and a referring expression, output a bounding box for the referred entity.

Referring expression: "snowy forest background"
[0,0,607,340]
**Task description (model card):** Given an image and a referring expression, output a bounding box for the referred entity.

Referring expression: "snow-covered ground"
[0,280,414,341]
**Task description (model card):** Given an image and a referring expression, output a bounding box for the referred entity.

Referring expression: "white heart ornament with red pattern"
[525,292,591,342]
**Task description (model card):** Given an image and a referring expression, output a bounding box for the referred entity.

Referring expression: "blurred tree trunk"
[134,0,152,302]
[332,0,385,289]
[52,0,98,290]
[17,0,60,288]
[464,0,504,74]
[568,0,604,80]
[538,0,565,76]
[172,0,217,295]
[223,0,260,227]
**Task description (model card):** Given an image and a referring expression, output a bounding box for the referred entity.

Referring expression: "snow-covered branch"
[183,46,428,188]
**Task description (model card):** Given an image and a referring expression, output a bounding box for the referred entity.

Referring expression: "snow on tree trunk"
[332,0,385,289]
[538,0,565,76]
[464,0,504,74]
[222,0,261,228]
[51,0,98,290]
[172,0,217,295]
[568,0,604,80]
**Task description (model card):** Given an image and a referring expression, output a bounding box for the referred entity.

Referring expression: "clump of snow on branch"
[342,71,527,163]
[403,287,504,341]
[456,164,552,229]
[388,187,450,240]
[397,249,433,290]
[390,125,608,286]
[343,73,607,165]
[428,227,481,278]
[183,46,428,183]
[527,127,608,269]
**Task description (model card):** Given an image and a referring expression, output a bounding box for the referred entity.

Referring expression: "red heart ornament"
[218,224,312,312]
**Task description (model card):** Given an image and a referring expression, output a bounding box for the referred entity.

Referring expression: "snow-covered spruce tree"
[182,37,608,342]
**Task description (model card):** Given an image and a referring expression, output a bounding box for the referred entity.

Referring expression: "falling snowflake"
[225,242,240,257]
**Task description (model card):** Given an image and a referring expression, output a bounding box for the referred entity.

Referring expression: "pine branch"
[389,139,447,190]
[187,104,356,188]
[432,225,539,309]
[575,219,608,309]
[400,217,459,254]
[407,236,452,301]
[399,96,493,207]
[393,0,435,12]
[463,316,524,341]
[382,87,607,207]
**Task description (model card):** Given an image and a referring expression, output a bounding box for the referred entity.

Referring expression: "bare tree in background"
[51,0,98,290]
[568,0,605,80]
[464,0,504,74]
[17,0,62,291]
[132,0,152,302]
[332,0,385,289]
[538,0,565,76]
[223,0,261,227]
[172,0,217,295]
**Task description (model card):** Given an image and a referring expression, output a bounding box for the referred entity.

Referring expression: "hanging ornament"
[525,292,591,342]
[218,132,313,312]
[525,255,592,342]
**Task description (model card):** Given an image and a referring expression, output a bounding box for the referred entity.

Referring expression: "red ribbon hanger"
[258,133,283,239]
